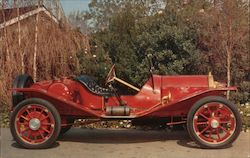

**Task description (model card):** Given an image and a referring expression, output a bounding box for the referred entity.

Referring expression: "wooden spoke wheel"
[10,98,61,149]
[187,96,242,148]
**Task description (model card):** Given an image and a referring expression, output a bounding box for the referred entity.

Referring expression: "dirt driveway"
[1,128,249,158]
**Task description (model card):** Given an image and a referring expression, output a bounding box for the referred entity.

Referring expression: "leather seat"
[74,75,114,96]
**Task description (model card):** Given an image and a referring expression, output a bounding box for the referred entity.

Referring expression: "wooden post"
[15,0,24,73]
[1,0,10,64]
[33,0,41,81]
[56,0,61,20]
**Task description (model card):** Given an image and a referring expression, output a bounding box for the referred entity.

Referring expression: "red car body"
[10,69,241,149]
[12,74,235,118]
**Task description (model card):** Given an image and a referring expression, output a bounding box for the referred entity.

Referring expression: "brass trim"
[162,92,171,104]
[208,72,216,88]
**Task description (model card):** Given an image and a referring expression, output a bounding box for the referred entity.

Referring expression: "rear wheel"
[12,74,34,107]
[10,98,61,149]
[187,96,242,148]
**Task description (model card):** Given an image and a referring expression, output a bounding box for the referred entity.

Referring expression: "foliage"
[80,0,165,32]
[75,119,134,129]
[0,0,249,128]
[0,96,9,127]
[84,1,203,88]
[72,0,249,101]
[76,43,112,84]
[0,112,9,128]
[70,0,249,130]
[195,0,249,101]
[237,103,250,131]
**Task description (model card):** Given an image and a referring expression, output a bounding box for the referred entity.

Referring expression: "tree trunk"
[226,46,231,99]
[226,17,232,99]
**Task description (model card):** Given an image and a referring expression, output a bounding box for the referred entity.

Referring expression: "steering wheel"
[105,65,116,84]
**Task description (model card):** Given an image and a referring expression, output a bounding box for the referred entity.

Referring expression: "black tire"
[187,96,242,149]
[60,118,74,135]
[10,98,61,149]
[12,74,34,107]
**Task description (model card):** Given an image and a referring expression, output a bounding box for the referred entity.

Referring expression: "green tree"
[82,0,165,31]
[86,0,202,87]
[196,0,249,102]
[76,42,112,84]
[73,0,249,102]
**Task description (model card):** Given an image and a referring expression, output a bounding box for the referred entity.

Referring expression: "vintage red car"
[10,62,242,149]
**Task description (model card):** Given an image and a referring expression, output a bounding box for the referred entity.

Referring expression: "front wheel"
[10,98,61,149]
[187,96,242,148]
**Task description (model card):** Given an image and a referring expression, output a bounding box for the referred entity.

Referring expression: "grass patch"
[0,111,9,128]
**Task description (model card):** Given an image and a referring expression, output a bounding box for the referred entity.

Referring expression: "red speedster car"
[10,64,242,149]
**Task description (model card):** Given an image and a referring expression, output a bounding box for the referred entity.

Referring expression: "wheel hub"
[210,119,219,128]
[29,118,41,130]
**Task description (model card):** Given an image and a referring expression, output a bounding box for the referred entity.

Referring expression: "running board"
[101,115,137,119]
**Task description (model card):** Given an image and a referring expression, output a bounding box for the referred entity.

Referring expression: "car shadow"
[60,128,233,149]
[176,139,232,149]
[59,127,191,144]
[11,127,233,149]
[11,142,60,149]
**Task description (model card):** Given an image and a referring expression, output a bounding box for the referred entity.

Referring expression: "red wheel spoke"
[18,122,29,126]
[199,113,209,120]
[25,109,33,118]
[197,122,208,125]
[42,122,52,126]
[214,109,220,117]
[40,115,49,121]
[27,130,32,139]
[38,109,45,119]
[219,126,230,134]
[200,125,210,134]
[38,130,45,139]
[207,106,212,115]
[20,128,29,133]
[220,121,231,124]
[34,135,39,142]
[41,127,50,133]
[216,128,221,140]
[20,115,29,121]
[209,128,213,139]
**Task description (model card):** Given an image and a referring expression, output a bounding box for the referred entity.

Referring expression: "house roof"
[0,5,59,29]
[0,6,38,23]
